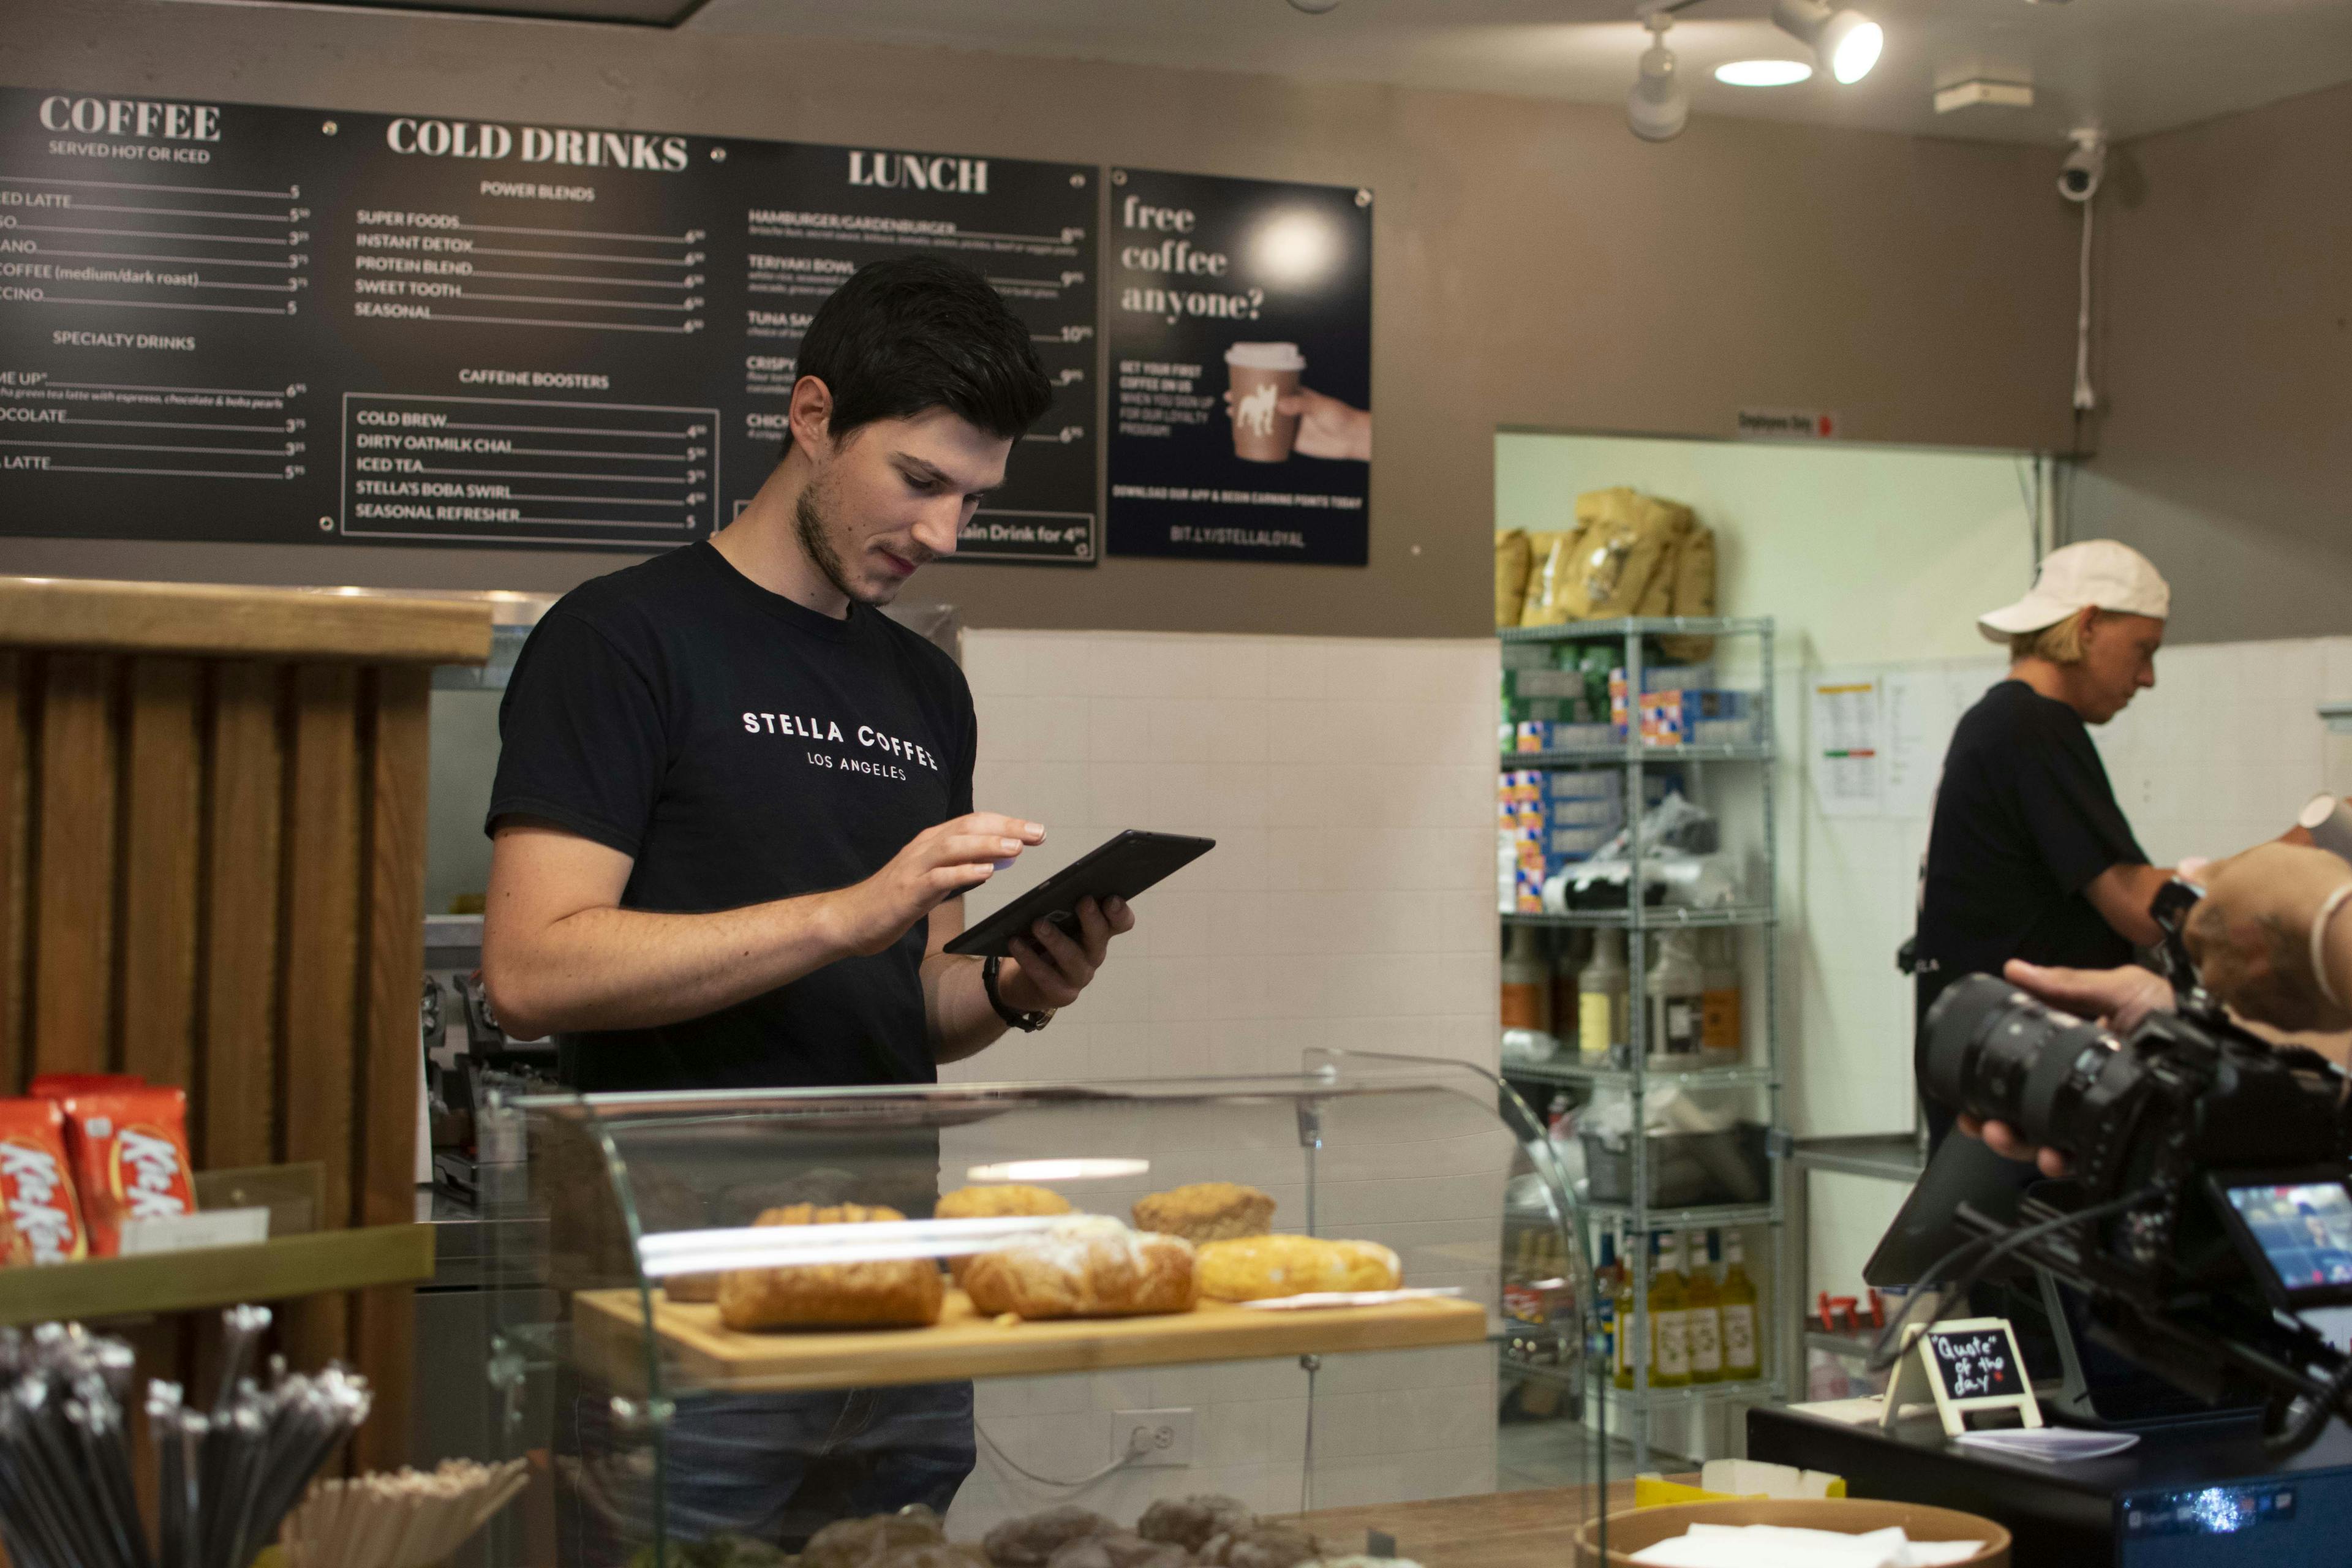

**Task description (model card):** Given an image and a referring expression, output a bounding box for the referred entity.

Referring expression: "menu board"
[0,88,1098,563]
[1104,168,1372,565]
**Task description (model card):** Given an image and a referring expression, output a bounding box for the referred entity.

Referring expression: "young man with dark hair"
[482,255,1132,1558]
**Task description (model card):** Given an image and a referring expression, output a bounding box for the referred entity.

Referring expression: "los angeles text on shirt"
[740,711,941,772]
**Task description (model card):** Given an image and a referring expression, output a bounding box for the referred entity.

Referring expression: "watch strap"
[982,954,1052,1032]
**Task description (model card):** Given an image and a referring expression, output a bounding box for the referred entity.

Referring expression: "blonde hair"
[2009,609,2098,665]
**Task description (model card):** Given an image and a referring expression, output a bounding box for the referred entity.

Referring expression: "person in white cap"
[1912,540,2177,1150]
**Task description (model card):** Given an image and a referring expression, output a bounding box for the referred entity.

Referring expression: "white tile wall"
[940,630,1504,1533]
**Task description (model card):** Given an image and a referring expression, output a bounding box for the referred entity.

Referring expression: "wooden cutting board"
[573,1286,1489,1394]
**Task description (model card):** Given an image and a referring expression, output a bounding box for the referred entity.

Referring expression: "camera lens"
[1923,974,2129,1151]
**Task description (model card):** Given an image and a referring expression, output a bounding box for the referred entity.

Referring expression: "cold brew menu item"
[1,88,1099,562]
[721,143,1098,564]
[1,90,324,537]
[1105,168,1371,566]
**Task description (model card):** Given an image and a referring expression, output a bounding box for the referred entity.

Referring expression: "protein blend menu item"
[0,1099,89,1265]
[55,1084,198,1256]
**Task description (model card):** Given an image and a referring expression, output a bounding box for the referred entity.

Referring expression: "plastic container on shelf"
[1646,929,1706,1065]
[1502,925,1559,1060]
[1700,929,1744,1068]
[1578,929,1630,1063]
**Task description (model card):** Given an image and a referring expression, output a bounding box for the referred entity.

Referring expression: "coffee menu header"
[1,88,1371,568]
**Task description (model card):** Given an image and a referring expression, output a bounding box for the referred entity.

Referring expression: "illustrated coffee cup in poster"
[1225,342,1305,461]
[1106,168,1373,565]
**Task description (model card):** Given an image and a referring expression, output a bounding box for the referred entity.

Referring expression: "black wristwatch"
[982,954,1054,1033]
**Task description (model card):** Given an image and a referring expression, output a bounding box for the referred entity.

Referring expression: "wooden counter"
[0,574,491,1471]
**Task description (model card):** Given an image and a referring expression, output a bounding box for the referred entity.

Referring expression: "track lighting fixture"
[1625,13,1690,142]
[1770,0,1883,85]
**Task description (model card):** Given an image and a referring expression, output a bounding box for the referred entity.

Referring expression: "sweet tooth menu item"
[56,1085,197,1257]
[0,1098,89,1266]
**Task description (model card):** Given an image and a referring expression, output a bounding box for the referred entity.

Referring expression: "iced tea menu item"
[1224,342,1305,461]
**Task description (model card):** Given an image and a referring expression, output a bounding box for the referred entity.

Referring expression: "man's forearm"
[923,952,1009,1063]
[484,892,856,1038]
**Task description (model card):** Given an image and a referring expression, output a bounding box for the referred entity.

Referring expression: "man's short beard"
[793,475,873,607]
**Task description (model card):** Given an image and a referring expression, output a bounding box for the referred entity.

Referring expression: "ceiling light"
[1716,59,1814,87]
[1771,0,1883,85]
[1625,15,1689,142]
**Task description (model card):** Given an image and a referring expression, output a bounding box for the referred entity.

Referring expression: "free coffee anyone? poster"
[1104,168,1371,565]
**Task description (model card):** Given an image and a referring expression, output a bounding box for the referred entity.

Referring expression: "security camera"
[2059,129,2106,202]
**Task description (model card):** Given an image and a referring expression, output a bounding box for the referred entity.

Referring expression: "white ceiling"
[684,0,2352,146]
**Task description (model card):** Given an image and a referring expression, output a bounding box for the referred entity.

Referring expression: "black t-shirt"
[488,541,976,1093]
[1915,679,2147,1036]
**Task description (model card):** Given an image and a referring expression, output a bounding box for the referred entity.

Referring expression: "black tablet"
[943,829,1214,959]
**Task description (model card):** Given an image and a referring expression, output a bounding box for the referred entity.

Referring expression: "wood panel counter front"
[0,574,491,1471]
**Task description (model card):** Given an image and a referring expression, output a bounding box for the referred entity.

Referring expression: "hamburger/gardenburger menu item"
[56,1084,197,1257]
[0,1098,89,1265]
[715,1202,946,1331]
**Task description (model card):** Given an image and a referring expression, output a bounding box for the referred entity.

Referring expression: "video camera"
[1918,880,2352,1452]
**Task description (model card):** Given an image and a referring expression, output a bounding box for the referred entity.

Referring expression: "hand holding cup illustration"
[1223,342,1370,463]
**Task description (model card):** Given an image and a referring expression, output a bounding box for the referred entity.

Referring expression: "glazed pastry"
[936,1183,1073,1286]
[960,1216,1196,1319]
[1131,1182,1276,1243]
[714,1203,945,1330]
[1195,1235,1401,1302]
[1137,1495,1254,1552]
[984,1506,1117,1567]
[1047,1532,1190,1568]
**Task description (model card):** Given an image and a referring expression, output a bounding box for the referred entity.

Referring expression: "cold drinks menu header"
[0,89,1102,563]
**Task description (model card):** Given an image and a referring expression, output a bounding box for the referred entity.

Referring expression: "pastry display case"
[480,1050,1611,1567]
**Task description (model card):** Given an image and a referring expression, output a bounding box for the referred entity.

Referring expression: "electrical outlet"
[1112,1406,1194,1468]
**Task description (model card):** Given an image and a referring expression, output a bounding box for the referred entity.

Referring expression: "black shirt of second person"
[1914,679,2148,1135]
[487,541,976,1093]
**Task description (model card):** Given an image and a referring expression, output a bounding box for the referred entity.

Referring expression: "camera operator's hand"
[1953,959,2174,1177]
[2005,959,2174,1031]
[2182,843,2352,1033]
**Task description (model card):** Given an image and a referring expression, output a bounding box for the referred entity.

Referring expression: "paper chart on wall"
[1809,671,1883,818]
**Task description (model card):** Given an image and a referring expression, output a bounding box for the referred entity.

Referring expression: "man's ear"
[788,375,834,456]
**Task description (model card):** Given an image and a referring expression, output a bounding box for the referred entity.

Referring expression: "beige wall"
[2075,79,2352,646]
[3,0,2081,638]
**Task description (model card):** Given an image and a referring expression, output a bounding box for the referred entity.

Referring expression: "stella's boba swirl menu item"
[0,88,1098,562]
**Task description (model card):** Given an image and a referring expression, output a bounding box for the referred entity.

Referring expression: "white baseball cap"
[1977,540,2171,644]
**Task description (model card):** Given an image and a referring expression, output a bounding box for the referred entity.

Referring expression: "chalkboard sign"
[1927,1324,2022,1401]
[1882,1316,2041,1438]
[0,87,1097,562]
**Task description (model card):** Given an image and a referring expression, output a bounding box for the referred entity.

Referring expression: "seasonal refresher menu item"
[1104,168,1371,565]
[0,88,1098,562]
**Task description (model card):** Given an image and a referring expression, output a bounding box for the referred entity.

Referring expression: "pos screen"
[2215,1173,2352,1309]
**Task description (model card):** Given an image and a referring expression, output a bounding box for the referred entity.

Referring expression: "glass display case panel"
[482,1052,1605,1568]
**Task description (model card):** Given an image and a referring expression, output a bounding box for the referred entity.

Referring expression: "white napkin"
[1955,1427,2141,1463]
[1629,1523,1981,1568]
